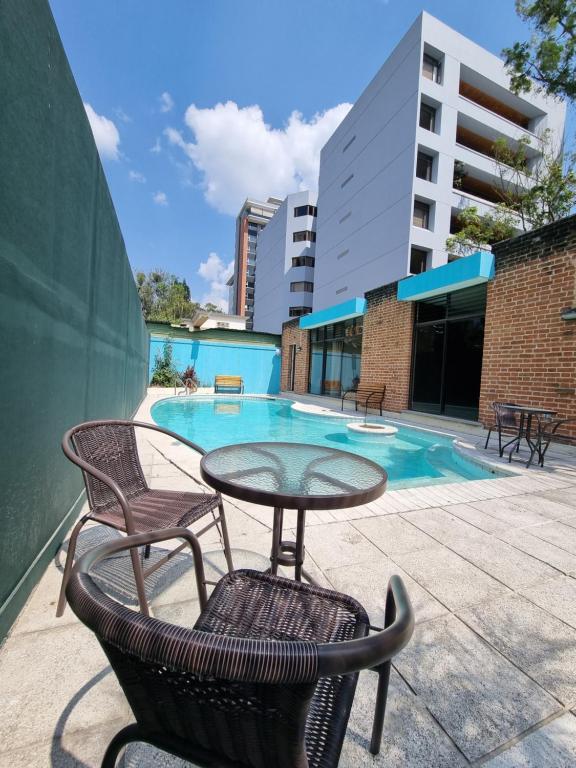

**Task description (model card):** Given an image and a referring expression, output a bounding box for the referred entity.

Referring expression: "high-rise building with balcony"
[311,11,565,314]
[231,197,282,329]
[252,191,318,334]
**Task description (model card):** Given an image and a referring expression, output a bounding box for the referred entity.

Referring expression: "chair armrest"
[128,420,208,456]
[70,527,208,609]
[317,576,414,676]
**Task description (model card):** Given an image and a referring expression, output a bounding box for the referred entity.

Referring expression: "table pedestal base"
[270,507,316,583]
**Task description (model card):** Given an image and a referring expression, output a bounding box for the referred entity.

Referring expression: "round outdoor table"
[502,405,557,466]
[200,442,388,582]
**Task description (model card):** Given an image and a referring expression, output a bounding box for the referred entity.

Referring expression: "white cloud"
[153,190,168,206]
[150,137,162,153]
[166,100,352,215]
[197,252,234,311]
[115,107,132,123]
[129,170,146,183]
[84,103,120,160]
[159,91,174,113]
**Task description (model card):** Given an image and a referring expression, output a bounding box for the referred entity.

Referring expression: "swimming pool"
[151,396,501,490]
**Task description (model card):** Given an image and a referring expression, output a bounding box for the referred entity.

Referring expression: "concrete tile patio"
[2,392,576,766]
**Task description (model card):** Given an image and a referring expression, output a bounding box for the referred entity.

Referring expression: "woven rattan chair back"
[71,422,147,514]
[492,402,519,430]
[69,571,320,768]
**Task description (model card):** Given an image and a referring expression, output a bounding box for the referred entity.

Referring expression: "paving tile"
[529,522,576,555]
[302,521,383,569]
[0,718,130,768]
[392,545,510,611]
[441,502,513,534]
[536,487,576,508]
[459,594,576,705]
[394,614,561,761]
[483,712,576,767]
[353,515,437,556]
[456,497,550,529]
[442,535,560,590]
[0,624,131,752]
[505,494,576,520]
[326,558,447,626]
[339,669,467,767]
[520,576,576,630]
[498,529,576,573]
[401,507,488,546]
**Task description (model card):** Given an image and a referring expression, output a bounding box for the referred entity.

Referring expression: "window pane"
[410,248,428,274]
[413,201,430,228]
[416,152,433,181]
[423,54,441,83]
[419,103,436,132]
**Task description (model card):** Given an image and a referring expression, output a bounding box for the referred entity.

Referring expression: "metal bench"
[214,375,244,393]
[342,386,387,416]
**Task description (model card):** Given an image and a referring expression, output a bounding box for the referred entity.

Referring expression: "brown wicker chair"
[56,419,234,617]
[66,529,414,768]
[484,402,522,456]
[535,415,576,467]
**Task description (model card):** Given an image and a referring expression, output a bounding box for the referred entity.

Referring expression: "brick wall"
[479,216,576,435]
[359,283,414,412]
[280,318,310,393]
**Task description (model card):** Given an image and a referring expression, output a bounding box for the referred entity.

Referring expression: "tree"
[446,206,517,258]
[503,1,576,100]
[135,269,200,322]
[203,302,222,314]
[492,130,576,230]
[149,342,179,386]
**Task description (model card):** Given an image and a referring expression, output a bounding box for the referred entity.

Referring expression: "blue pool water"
[151,396,501,490]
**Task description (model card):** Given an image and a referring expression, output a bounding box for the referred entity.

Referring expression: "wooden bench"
[341,386,386,416]
[214,375,244,394]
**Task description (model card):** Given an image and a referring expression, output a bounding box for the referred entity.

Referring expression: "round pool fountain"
[346,422,398,441]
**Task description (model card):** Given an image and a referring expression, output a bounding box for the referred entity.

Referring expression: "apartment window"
[422,53,442,83]
[294,205,318,217]
[416,151,434,181]
[293,230,316,243]
[410,247,429,274]
[292,255,316,268]
[420,102,437,132]
[289,306,312,317]
[413,200,431,229]
[290,281,314,292]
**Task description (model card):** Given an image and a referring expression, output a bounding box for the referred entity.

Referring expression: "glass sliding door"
[308,318,363,397]
[410,285,486,420]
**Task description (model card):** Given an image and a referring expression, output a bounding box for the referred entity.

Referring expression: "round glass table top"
[200,441,388,510]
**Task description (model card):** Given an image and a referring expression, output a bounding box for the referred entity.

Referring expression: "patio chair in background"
[66,529,414,768]
[56,420,234,618]
[484,402,522,456]
[535,415,576,467]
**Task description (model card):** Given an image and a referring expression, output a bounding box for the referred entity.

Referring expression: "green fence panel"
[0,0,149,641]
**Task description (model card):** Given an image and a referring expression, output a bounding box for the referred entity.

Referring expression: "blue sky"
[49,0,539,309]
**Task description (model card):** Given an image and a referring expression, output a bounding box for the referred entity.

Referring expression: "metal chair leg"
[101,723,142,768]
[217,499,234,573]
[56,516,88,617]
[484,428,492,450]
[129,545,150,616]
[370,660,391,755]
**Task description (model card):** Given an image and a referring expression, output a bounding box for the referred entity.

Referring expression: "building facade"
[312,11,565,314]
[252,191,318,334]
[281,216,576,431]
[231,196,282,329]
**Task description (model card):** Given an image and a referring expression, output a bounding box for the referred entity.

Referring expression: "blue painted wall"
[150,336,281,394]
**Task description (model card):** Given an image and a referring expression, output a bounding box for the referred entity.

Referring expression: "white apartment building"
[311,11,565,313]
[252,191,318,334]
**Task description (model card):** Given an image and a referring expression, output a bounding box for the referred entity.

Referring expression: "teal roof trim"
[299,297,367,329]
[397,251,495,302]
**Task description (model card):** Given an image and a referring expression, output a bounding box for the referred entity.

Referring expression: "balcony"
[459,80,531,130]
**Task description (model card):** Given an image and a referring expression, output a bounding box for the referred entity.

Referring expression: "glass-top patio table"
[200,442,387,582]
[501,405,557,466]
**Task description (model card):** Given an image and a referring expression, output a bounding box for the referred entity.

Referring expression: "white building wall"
[312,11,566,312]
[253,191,317,334]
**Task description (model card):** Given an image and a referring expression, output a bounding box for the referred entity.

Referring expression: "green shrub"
[150,342,178,386]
